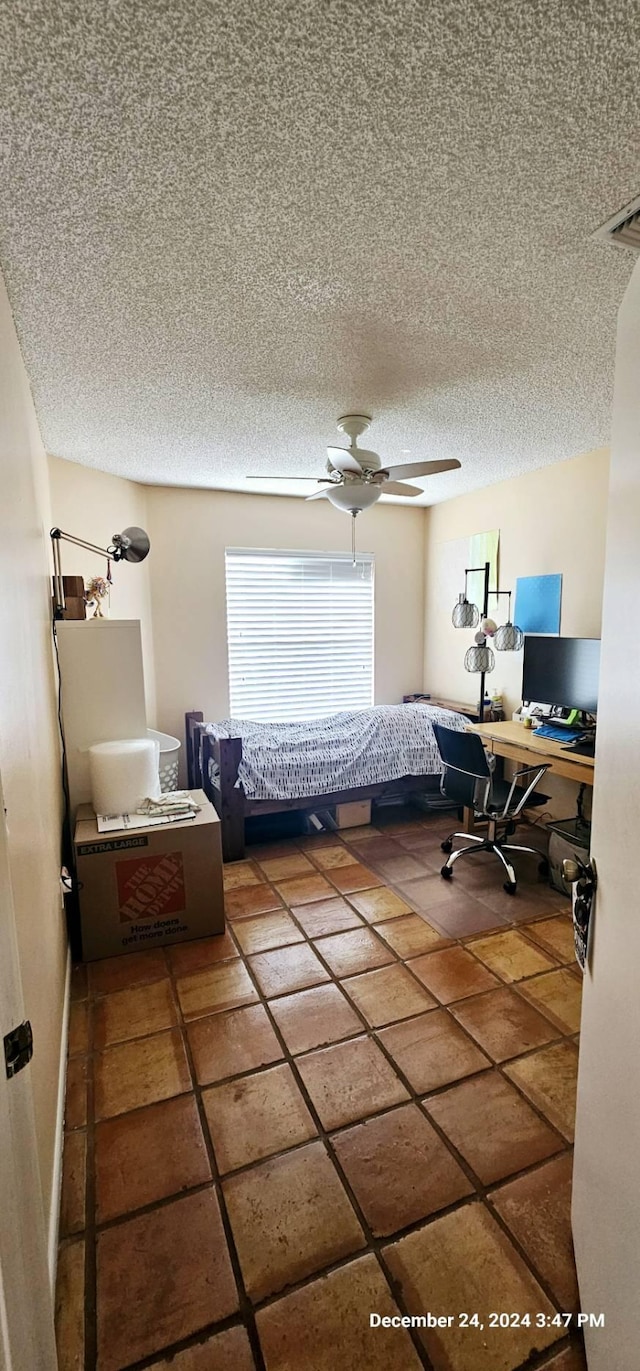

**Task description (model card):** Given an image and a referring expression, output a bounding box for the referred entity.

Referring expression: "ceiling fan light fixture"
[325,483,381,513]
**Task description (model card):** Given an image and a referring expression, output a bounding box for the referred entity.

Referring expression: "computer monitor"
[522,636,601,714]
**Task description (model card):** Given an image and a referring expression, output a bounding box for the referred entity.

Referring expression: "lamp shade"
[494,621,524,652]
[464,642,495,674]
[452,594,479,629]
[111,527,151,562]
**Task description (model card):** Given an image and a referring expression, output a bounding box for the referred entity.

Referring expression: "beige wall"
[0,276,67,1232]
[146,486,426,751]
[48,456,156,724]
[46,446,609,811]
[423,446,610,812]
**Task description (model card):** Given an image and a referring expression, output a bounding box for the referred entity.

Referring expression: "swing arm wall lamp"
[50,526,151,619]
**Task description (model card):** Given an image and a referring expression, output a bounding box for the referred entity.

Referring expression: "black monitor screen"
[522,636,601,714]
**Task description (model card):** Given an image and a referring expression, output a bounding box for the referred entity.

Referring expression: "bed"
[185,703,468,861]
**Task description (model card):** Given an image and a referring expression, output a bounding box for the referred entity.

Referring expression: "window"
[225,548,374,722]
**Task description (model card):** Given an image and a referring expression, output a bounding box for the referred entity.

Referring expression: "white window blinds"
[225,548,375,722]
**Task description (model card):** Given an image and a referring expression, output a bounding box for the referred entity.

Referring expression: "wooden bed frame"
[185,710,441,861]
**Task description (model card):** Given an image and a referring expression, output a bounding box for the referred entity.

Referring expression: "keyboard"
[533,723,584,743]
[562,736,596,757]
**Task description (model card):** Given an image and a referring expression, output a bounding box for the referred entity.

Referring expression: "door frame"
[571,258,640,1369]
[0,768,57,1369]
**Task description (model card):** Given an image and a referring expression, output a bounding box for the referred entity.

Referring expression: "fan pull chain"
[351,510,357,564]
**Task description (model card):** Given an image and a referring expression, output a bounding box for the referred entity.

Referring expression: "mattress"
[205,702,468,801]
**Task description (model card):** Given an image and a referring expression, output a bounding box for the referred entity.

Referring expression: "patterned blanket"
[205,703,467,801]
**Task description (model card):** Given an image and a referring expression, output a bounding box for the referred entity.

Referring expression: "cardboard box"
[74,790,224,961]
[335,800,372,828]
[51,575,86,621]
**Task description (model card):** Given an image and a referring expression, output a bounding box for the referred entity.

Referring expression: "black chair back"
[433,724,491,809]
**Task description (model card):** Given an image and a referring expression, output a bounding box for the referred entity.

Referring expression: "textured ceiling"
[0,0,639,505]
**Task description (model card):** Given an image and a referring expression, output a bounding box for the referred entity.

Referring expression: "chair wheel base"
[440,865,453,880]
[503,880,517,895]
[441,840,453,854]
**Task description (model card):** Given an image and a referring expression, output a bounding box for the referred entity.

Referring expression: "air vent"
[593,194,640,252]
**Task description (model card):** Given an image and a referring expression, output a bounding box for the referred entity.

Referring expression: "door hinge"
[4,1021,33,1079]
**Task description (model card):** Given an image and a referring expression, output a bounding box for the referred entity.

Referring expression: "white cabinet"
[55,619,148,817]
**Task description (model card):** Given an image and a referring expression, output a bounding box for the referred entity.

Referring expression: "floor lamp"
[452,563,523,722]
[452,562,491,721]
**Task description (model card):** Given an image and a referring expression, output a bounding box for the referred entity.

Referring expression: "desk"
[468,720,595,787]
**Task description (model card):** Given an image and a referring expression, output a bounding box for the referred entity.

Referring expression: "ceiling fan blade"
[379,480,423,497]
[327,447,363,475]
[379,458,462,481]
[305,488,330,501]
[246,475,325,481]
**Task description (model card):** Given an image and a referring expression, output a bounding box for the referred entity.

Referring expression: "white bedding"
[205,703,467,801]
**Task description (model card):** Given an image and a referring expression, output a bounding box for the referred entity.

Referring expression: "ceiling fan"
[247,414,461,515]
[248,414,461,558]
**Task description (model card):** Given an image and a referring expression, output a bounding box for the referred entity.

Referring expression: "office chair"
[432,724,550,894]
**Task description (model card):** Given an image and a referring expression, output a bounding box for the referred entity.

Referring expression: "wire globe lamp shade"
[464,643,495,674]
[494,621,524,652]
[452,594,479,629]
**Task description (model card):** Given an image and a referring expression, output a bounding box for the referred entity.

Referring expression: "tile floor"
[56,807,587,1371]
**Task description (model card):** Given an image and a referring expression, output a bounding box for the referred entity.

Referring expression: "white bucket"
[147,728,181,793]
[89,737,160,816]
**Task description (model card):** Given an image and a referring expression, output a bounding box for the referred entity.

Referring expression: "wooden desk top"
[469,719,595,785]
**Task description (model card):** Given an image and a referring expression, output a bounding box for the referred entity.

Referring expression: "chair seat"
[487,780,549,813]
